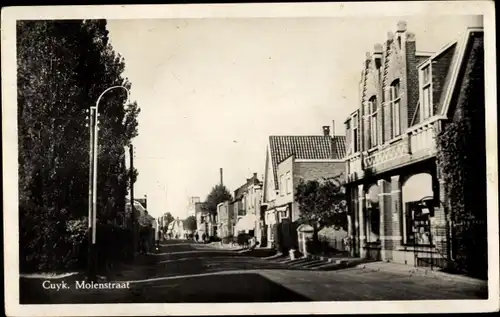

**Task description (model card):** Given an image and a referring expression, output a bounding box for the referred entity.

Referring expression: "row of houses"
[192,21,485,271]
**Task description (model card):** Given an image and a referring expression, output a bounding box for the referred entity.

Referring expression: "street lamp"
[88,85,130,280]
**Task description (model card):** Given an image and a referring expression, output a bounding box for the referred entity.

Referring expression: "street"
[20,240,488,304]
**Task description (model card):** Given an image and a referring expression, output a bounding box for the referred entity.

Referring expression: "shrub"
[19,205,79,273]
[221,235,234,244]
[77,222,134,271]
[237,233,251,246]
[209,236,221,242]
[19,203,135,274]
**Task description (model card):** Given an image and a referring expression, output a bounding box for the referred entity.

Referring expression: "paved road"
[20,240,487,304]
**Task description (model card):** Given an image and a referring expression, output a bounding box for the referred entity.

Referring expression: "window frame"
[352,112,359,153]
[389,80,401,138]
[420,64,433,121]
[368,96,378,148]
[403,201,434,246]
[286,171,292,194]
[279,174,284,196]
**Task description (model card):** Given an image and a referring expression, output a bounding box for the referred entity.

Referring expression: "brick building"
[194,201,210,237]
[186,196,201,217]
[343,21,484,268]
[232,173,262,236]
[261,125,346,249]
[217,201,233,238]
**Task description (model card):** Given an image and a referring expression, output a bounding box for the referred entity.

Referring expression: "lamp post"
[88,85,130,280]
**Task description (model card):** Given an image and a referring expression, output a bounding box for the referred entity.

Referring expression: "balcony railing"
[346,117,442,182]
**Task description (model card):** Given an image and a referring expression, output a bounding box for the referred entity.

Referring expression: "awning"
[235,214,257,232]
[275,205,289,212]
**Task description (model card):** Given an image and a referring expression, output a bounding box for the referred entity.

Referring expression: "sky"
[106,15,482,219]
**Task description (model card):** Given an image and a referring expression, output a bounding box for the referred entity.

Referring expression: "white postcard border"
[2,2,498,316]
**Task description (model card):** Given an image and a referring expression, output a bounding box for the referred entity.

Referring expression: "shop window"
[366,207,380,243]
[404,201,433,246]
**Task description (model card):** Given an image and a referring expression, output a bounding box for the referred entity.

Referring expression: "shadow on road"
[20,271,310,304]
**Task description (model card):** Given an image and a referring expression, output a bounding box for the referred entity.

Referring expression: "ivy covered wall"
[436,33,486,278]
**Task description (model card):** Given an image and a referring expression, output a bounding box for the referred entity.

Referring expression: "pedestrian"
[195,232,199,243]
[202,233,206,244]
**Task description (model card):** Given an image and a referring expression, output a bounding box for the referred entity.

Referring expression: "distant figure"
[202,233,206,243]
[195,232,199,242]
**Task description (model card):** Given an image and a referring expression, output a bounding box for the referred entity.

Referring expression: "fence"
[306,235,350,256]
[412,219,488,279]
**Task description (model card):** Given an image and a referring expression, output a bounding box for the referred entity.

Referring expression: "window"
[345,120,351,154]
[367,207,380,243]
[404,201,433,246]
[280,174,284,196]
[368,96,378,148]
[286,171,292,194]
[352,112,359,153]
[420,65,433,120]
[389,80,401,138]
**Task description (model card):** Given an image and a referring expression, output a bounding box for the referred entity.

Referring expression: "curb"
[306,254,353,265]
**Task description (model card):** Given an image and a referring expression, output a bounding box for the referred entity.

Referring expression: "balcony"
[346,118,442,182]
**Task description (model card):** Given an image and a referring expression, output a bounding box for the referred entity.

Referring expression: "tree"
[17,20,140,272]
[294,175,348,240]
[184,216,197,232]
[204,184,232,215]
[162,212,175,231]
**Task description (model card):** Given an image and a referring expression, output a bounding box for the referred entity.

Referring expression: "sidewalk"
[358,261,488,287]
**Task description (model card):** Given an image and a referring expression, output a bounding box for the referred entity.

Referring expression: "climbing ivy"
[435,34,486,278]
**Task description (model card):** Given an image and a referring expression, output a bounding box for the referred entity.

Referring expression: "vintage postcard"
[2,2,498,316]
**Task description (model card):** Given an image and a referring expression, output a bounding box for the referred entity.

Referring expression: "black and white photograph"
[2,2,498,316]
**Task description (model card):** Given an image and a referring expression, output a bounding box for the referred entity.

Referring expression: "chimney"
[322,125,330,136]
[365,51,371,68]
[387,31,394,42]
[374,43,383,69]
[331,120,335,136]
[253,172,257,179]
[397,20,407,33]
[220,168,223,185]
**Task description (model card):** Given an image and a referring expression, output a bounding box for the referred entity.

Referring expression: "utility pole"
[87,107,96,281]
[130,144,138,254]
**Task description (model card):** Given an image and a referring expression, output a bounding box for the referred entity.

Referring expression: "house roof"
[268,135,346,189]
[234,174,261,201]
[440,27,483,117]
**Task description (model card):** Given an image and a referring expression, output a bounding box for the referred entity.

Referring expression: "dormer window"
[420,64,433,120]
[389,79,401,138]
[368,96,378,148]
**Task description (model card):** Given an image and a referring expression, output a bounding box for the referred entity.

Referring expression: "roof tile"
[269,135,346,189]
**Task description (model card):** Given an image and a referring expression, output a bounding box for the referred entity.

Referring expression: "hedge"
[20,206,134,273]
